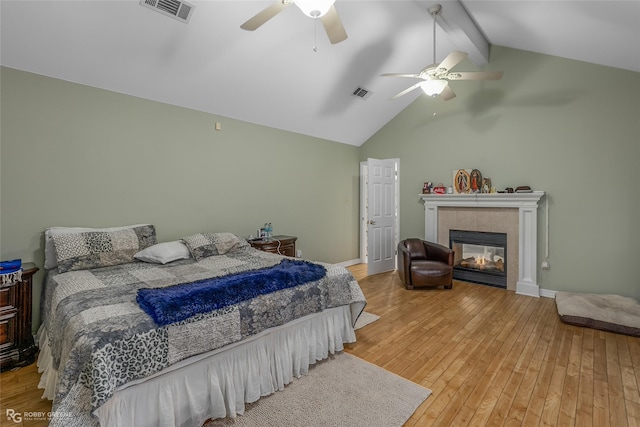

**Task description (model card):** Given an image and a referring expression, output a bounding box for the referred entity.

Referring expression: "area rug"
[354,311,380,330]
[205,352,431,427]
[556,291,640,337]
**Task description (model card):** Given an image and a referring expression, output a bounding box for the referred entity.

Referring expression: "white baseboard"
[540,288,557,299]
[337,259,362,268]
[335,261,557,300]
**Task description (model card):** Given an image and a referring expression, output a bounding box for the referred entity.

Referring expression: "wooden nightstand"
[248,235,298,257]
[1,263,38,371]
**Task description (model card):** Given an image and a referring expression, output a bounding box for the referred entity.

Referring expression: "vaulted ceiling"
[2,1,639,146]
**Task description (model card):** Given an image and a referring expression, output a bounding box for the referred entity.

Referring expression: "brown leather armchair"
[397,238,454,290]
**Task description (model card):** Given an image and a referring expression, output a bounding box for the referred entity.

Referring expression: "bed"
[36,225,366,427]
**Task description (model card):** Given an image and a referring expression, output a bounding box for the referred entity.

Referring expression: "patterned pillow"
[53,225,157,273]
[182,232,250,261]
[43,224,151,270]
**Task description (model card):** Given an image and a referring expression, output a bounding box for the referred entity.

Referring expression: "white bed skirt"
[37,305,357,427]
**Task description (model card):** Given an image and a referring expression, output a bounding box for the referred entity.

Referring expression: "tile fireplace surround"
[419,192,545,297]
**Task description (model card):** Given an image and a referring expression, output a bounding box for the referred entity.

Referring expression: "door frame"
[359,158,400,266]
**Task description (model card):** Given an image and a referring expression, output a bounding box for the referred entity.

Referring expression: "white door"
[366,158,397,275]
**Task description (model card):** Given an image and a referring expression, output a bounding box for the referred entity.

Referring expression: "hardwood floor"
[1,264,639,426]
[345,264,640,427]
[0,362,50,427]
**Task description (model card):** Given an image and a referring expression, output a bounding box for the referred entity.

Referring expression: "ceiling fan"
[240,0,347,45]
[382,3,503,101]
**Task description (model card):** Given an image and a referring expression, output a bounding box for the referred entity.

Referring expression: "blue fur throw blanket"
[137,259,326,326]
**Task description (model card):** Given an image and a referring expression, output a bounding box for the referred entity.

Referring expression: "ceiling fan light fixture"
[295,0,335,18]
[421,79,448,97]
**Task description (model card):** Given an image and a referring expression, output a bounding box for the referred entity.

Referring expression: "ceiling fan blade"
[321,5,347,44]
[440,84,456,101]
[390,82,425,100]
[438,51,467,72]
[447,71,504,81]
[381,73,422,79]
[240,1,290,31]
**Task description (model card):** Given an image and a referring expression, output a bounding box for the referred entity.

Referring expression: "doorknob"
[368,220,376,225]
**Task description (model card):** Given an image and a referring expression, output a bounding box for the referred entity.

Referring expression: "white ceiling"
[2,0,639,146]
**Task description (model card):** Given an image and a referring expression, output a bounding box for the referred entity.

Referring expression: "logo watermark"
[5,409,21,423]
[6,408,74,423]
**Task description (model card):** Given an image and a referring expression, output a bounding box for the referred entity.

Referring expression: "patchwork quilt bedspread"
[41,247,365,422]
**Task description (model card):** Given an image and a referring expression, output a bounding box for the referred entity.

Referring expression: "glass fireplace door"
[449,230,507,288]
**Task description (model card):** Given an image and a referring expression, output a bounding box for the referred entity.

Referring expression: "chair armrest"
[397,242,412,285]
[424,241,454,266]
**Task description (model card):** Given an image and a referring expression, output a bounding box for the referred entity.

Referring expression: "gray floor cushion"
[555,291,640,337]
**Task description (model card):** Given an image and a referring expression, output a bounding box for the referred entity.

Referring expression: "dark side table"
[248,235,297,257]
[1,263,38,371]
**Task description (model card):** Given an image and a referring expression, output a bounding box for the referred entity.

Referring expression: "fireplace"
[420,192,544,297]
[450,230,507,288]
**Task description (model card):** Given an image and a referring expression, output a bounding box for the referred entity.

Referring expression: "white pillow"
[134,241,191,264]
[44,224,151,270]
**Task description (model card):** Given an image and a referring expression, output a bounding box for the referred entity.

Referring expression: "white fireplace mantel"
[419,191,545,297]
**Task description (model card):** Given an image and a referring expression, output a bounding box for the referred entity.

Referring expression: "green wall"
[360,46,640,298]
[0,67,361,330]
[2,45,640,333]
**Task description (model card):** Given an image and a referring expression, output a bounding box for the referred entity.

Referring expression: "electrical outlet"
[296,249,302,258]
[541,260,550,270]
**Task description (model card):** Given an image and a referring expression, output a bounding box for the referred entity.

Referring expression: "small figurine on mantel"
[481,177,492,194]
[470,169,483,193]
[422,182,433,194]
[433,183,446,194]
[515,186,533,193]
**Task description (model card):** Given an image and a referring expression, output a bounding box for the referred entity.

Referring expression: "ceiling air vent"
[352,86,372,100]
[140,0,195,24]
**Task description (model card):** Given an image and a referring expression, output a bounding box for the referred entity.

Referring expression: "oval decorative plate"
[470,169,483,193]
[454,169,470,194]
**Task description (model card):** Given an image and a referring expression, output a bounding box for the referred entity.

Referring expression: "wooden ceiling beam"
[424,0,491,66]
